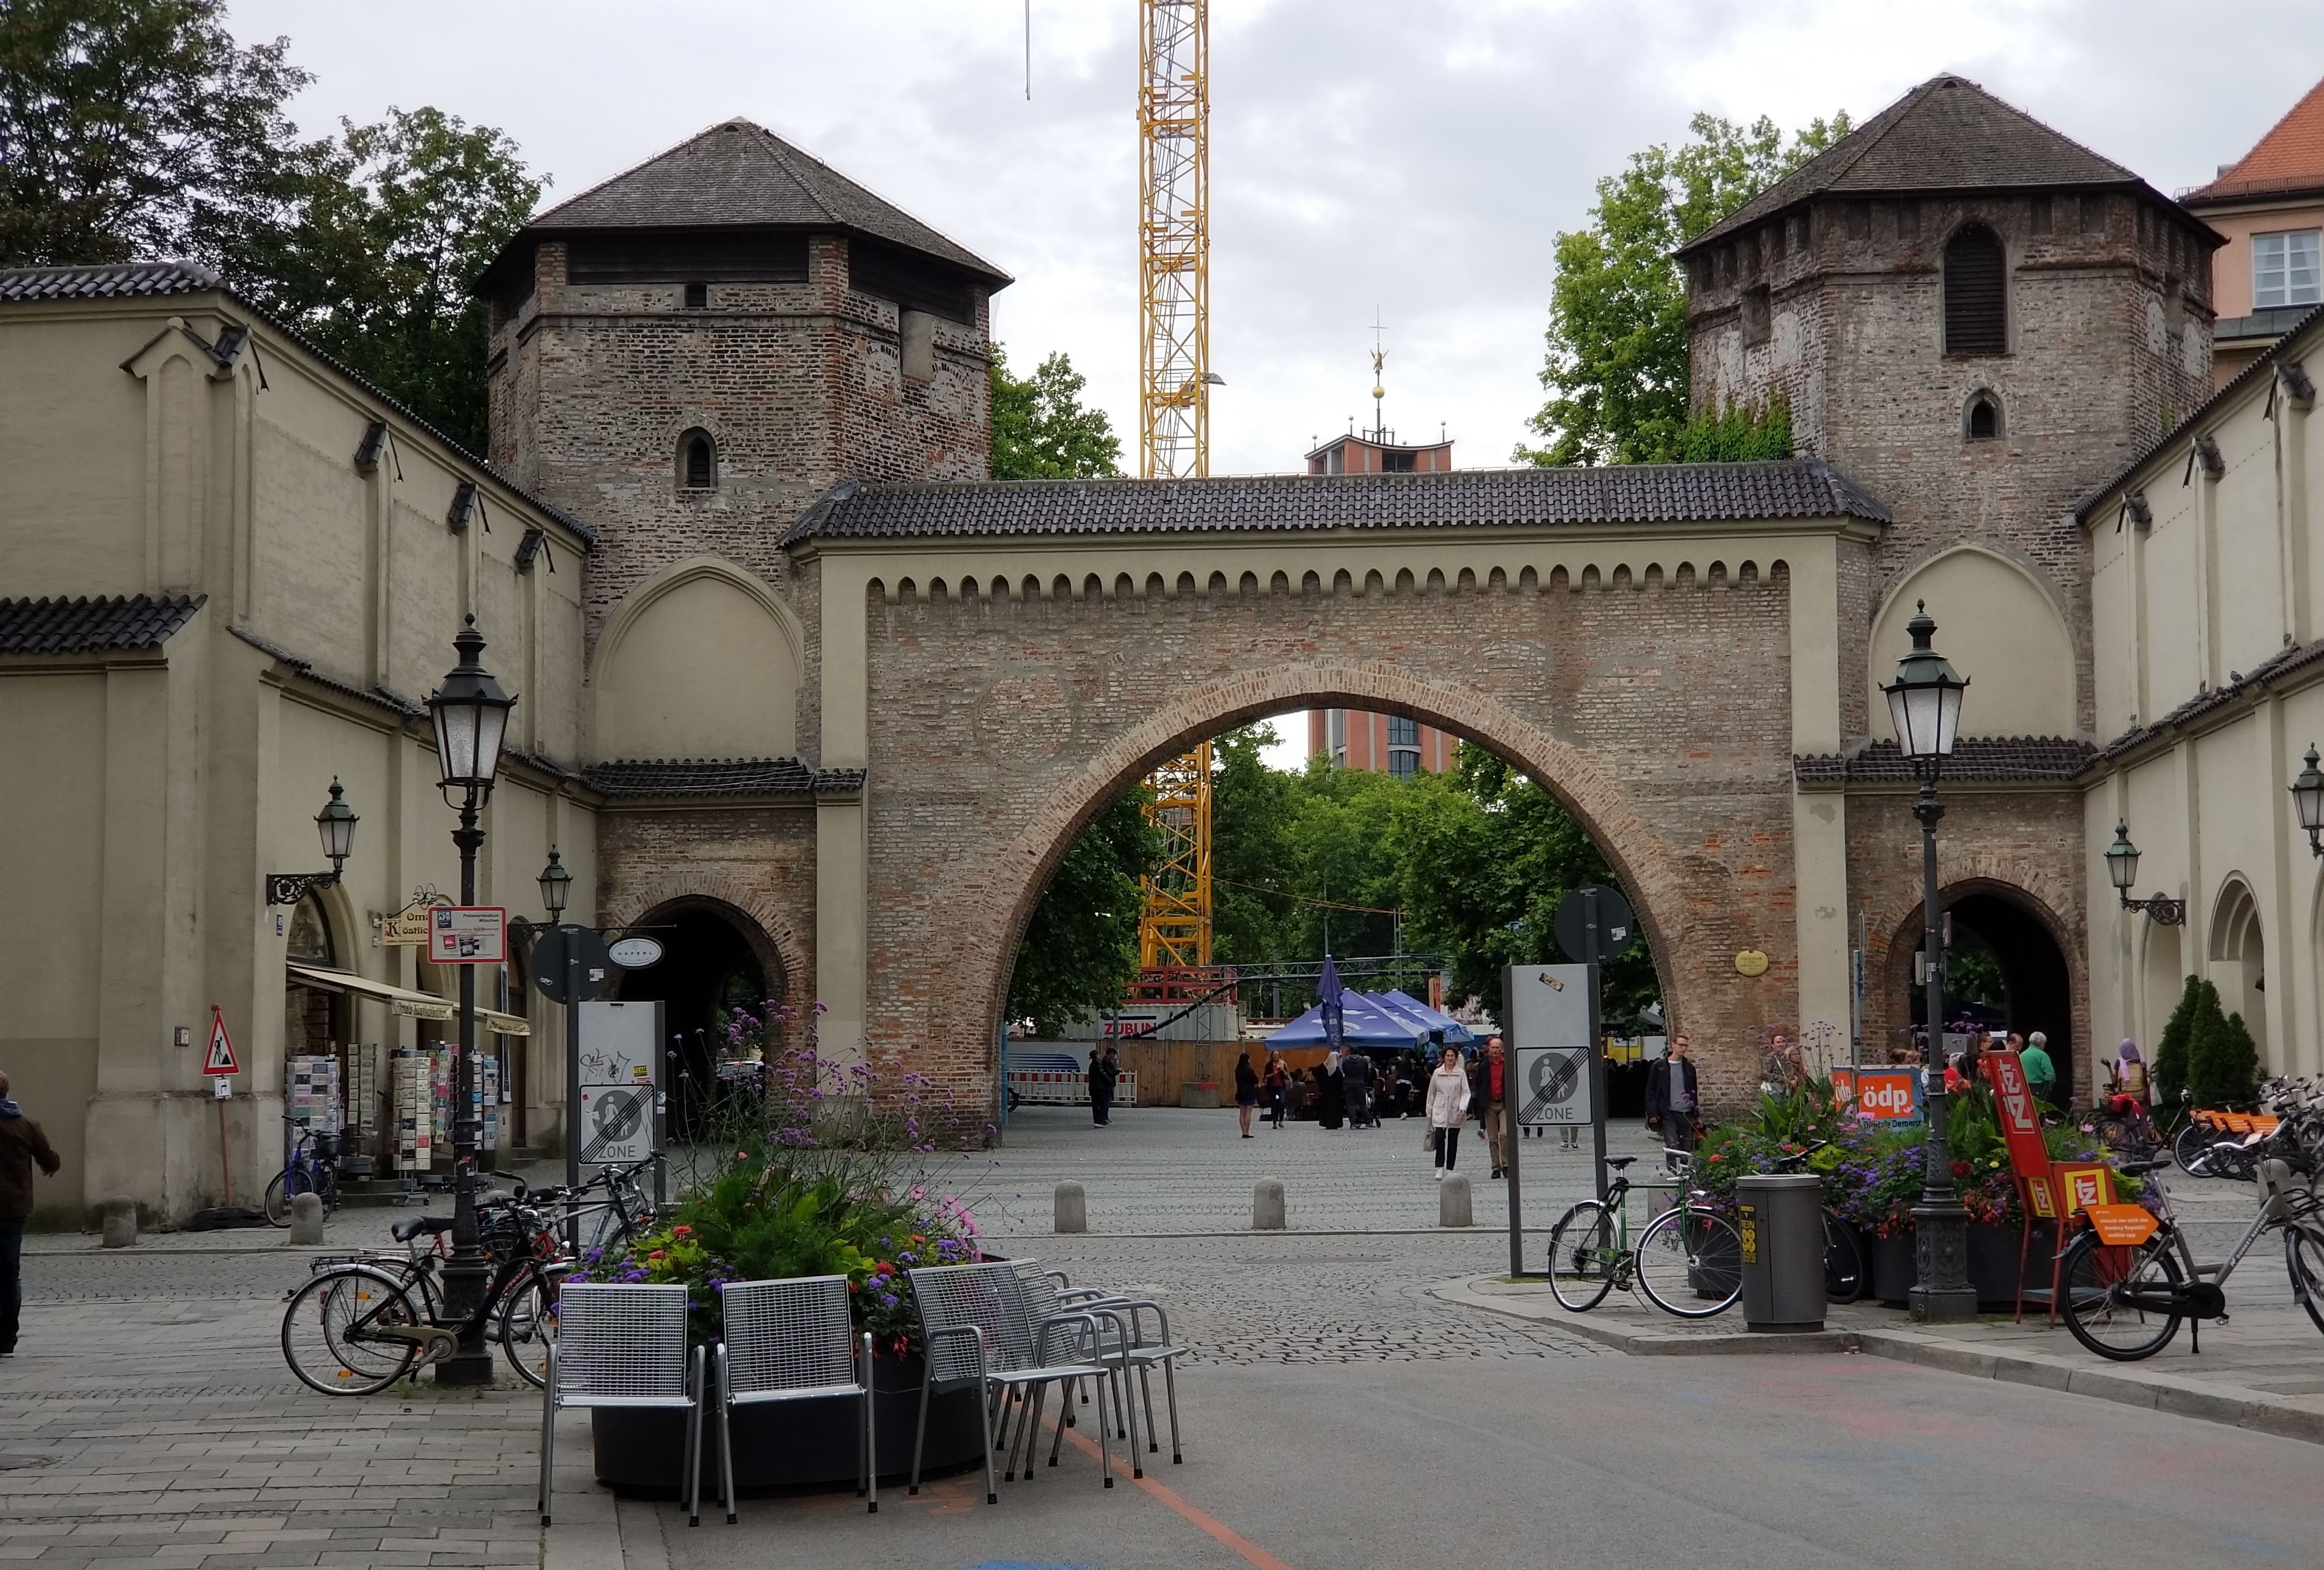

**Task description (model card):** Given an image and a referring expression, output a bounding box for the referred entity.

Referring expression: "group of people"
[1232,1035,1521,1180]
[1939,1028,2059,1103]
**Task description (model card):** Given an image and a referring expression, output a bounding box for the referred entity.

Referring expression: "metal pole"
[1584,890,1608,1203]
[1908,776,1976,1321]
[437,795,494,1383]
[564,933,582,1256]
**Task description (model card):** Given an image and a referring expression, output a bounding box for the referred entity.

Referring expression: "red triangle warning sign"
[203,1007,239,1075]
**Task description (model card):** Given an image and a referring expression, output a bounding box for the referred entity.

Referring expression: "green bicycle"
[1545,1153,1744,1318]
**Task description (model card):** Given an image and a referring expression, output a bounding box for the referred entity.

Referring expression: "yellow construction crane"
[1134,0,1216,978]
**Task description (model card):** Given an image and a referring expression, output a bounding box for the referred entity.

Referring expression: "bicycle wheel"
[1545,1201,1617,1311]
[2287,1226,2324,1337]
[1634,1206,1742,1318]
[2057,1229,2184,1360]
[281,1265,423,1395]
[1821,1209,1866,1303]
[497,1267,559,1388]
[2174,1122,2216,1174]
[263,1168,301,1228]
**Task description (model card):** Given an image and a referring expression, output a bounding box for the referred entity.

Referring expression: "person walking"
[1472,1036,1510,1178]
[1644,1032,1700,1159]
[1233,1051,1259,1138]
[1342,1048,1373,1129]
[2021,1031,2058,1108]
[0,1068,63,1357]
[1316,1052,1346,1131]
[1265,1053,1289,1129]
[1425,1043,1471,1180]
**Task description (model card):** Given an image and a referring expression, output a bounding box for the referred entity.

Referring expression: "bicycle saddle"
[391,1214,458,1243]
[1604,1155,1639,1169]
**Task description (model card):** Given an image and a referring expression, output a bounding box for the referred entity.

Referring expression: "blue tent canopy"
[1267,991,1473,1051]
[1374,989,1475,1047]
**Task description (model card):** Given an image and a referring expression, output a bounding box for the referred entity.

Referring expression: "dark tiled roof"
[584,758,863,798]
[2073,300,2324,523]
[0,263,596,548]
[227,626,427,718]
[1793,737,2092,787]
[1686,76,2155,255]
[0,594,203,653]
[2087,639,2324,768]
[517,119,1008,285]
[782,459,1889,545]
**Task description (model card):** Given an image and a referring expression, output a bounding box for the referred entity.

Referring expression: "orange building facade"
[2186,76,2324,388]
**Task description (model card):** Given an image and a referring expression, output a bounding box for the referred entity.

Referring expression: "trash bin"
[1734,1173,1825,1333]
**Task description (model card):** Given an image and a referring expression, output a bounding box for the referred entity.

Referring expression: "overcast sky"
[231,1,2323,763]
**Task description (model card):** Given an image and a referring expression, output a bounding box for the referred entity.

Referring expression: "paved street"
[5,1108,2323,1569]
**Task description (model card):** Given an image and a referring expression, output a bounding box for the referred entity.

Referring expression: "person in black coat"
[1643,1032,1700,1156]
[1088,1047,1118,1127]
[1341,1049,1374,1128]
[1316,1054,1346,1130]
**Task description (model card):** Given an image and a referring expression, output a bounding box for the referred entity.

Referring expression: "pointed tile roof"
[2185,76,2324,203]
[518,119,1008,284]
[1683,76,2153,254]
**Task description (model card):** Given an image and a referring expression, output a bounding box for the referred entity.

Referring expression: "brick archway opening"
[612,896,786,1139]
[1884,879,2077,1098]
[928,663,1764,1129]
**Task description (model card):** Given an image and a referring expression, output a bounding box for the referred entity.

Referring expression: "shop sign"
[429,906,507,964]
[383,889,451,946]
[1851,1067,1921,1120]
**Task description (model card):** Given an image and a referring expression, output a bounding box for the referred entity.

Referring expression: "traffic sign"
[1512,1045,1591,1127]
[533,924,612,1005]
[1553,885,1635,965]
[608,936,664,969]
[429,906,507,964]
[578,1084,653,1164]
[203,1006,240,1075]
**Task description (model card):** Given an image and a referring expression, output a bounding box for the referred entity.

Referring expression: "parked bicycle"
[2058,1110,2324,1360]
[1545,1153,1743,1318]
[265,1118,341,1227]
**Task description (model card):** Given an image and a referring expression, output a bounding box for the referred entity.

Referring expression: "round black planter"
[591,1356,989,1497]
[1867,1222,2047,1310]
[1871,1231,1916,1307]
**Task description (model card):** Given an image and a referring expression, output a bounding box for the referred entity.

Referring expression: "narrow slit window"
[681,431,716,489]
[1965,394,2000,441]
[1944,225,2008,356]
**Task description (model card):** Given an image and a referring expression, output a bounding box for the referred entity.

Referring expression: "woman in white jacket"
[1424,1043,1471,1180]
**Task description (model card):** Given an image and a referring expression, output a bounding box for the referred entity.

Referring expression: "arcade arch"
[1884,877,2079,1096]
[2210,876,2267,1063]
[610,895,786,1139]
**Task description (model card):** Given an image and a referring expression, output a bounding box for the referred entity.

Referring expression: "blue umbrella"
[1318,954,1345,1057]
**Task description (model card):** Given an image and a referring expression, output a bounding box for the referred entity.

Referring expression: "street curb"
[1434,1275,2324,1447]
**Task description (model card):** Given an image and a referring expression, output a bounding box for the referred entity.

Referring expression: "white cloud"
[232,0,2324,476]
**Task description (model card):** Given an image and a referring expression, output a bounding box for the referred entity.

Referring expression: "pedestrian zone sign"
[203,1006,240,1076]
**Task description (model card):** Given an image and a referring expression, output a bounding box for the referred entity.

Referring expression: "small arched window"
[680,429,716,489]
[1965,392,2001,441]
[1944,225,2008,356]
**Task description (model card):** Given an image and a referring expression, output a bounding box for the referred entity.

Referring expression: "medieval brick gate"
[738,462,1906,1123]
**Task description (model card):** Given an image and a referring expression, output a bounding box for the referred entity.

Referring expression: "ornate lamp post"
[2104,821,2186,923]
[265,780,360,906]
[1880,602,1978,1322]
[424,616,516,1384]
[2293,745,2324,859]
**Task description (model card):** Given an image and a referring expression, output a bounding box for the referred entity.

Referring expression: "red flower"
[1951,1159,1973,1179]
[848,1280,860,1293]
[671,1225,693,1237]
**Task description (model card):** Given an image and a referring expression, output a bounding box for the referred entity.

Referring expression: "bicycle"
[1545,1153,1743,1318]
[281,1196,566,1394]
[265,1118,341,1227]
[1768,1144,1867,1303]
[2057,1130,2324,1360]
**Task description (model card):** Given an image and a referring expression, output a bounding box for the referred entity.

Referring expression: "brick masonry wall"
[857,566,1805,1119]
[594,805,821,1009]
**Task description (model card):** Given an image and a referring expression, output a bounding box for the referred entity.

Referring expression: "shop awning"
[286,964,532,1036]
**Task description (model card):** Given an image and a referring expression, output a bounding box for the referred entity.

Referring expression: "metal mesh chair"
[714,1275,877,1522]
[539,1283,706,1527]
[906,1260,1120,1501]
[1028,1265,1184,1469]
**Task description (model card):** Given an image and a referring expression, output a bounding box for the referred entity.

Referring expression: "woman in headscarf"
[1316,1050,1346,1131]
[2108,1039,2151,1107]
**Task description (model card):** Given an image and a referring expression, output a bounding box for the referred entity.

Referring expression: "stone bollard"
[1439,1173,1474,1228]
[101,1199,138,1249]
[1252,1176,1286,1231]
[1054,1180,1088,1234]
[289,1191,326,1244]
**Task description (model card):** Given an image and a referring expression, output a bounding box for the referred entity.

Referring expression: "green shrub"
[2151,974,2201,1107]
[2188,1001,2262,1110]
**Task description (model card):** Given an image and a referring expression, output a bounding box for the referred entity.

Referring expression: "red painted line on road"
[1046,1414,1300,1570]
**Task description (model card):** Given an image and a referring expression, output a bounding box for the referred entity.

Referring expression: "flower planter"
[1871,1231,1916,1307]
[591,1354,989,1497]
[1868,1222,2049,1310]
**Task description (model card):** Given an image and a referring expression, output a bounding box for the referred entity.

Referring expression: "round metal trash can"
[1735,1173,1825,1332]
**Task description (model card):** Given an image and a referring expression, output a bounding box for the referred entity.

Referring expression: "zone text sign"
[429,906,507,964]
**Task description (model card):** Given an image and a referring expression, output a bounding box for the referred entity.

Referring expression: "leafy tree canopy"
[2,2,543,454]
[1516,111,1848,467]
[990,346,1122,480]
[1005,788,1161,1036]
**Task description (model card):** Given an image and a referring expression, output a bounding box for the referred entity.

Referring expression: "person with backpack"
[1,1067,64,1357]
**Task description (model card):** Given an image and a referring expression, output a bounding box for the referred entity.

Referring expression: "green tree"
[1516,112,1848,467]
[990,346,1122,480]
[2152,973,2202,1108]
[238,107,543,453]
[2183,983,2262,1111]
[1005,788,1161,1036]
[0,0,316,269]
[1209,723,1297,968]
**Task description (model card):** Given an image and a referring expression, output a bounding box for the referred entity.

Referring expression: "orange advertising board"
[1981,1051,2054,1182]
[1852,1068,1922,1120]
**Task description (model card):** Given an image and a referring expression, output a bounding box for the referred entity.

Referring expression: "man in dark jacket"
[1341,1049,1373,1128]
[1643,1033,1700,1161]
[1089,1047,1118,1127]
[1470,1037,1510,1177]
[0,1068,64,1356]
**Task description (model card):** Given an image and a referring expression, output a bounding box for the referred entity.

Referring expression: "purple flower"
[880,1293,899,1308]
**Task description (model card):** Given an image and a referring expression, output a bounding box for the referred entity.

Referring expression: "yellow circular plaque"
[1734,949,1770,977]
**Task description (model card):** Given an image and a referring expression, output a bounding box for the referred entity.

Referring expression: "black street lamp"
[424,616,516,1385]
[266,780,360,906]
[1880,602,1978,1323]
[2293,745,2324,859]
[2104,821,2186,923]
